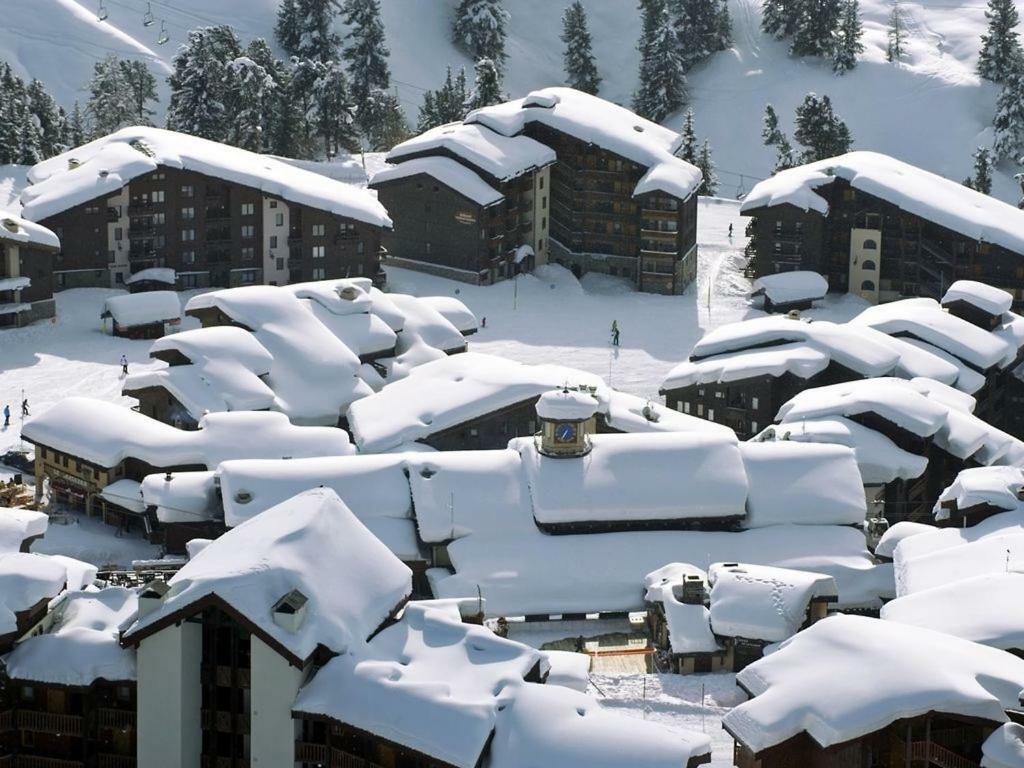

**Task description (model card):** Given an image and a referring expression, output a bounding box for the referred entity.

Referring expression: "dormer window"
[273,589,308,632]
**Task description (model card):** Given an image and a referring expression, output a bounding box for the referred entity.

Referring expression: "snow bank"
[983,724,1024,768]
[943,280,1014,318]
[708,562,836,642]
[0,507,48,553]
[24,126,391,228]
[725,614,1024,754]
[124,267,175,286]
[3,587,137,685]
[124,488,412,661]
[0,208,59,249]
[102,291,180,327]
[751,271,828,306]
[466,87,702,202]
[741,152,1024,258]
[372,156,503,206]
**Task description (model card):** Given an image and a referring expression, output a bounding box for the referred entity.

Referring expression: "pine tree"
[417,91,438,132]
[672,0,732,70]
[26,79,64,158]
[832,0,864,74]
[762,0,796,38]
[453,0,510,67]
[341,0,391,108]
[245,38,289,149]
[362,87,408,150]
[17,119,41,165]
[790,0,842,58]
[118,60,158,125]
[0,64,23,164]
[87,55,133,137]
[793,92,852,161]
[886,3,907,62]
[978,0,1022,83]
[270,65,310,158]
[65,102,87,149]
[678,108,698,162]
[561,1,602,94]
[716,0,734,50]
[311,60,359,156]
[294,0,342,62]
[993,65,1024,161]
[166,26,241,141]
[762,103,796,171]
[633,0,687,122]
[696,139,718,195]
[225,56,273,151]
[275,0,302,56]
[468,57,503,110]
[962,147,994,193]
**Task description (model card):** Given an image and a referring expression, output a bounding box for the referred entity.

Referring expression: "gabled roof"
[22,127,391,228]
[0,208,59,250]
[101,291,180,327]
[371,156,504,207]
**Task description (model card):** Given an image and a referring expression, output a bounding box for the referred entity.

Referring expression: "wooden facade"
[38,165,385,291]
[0,238,57,328]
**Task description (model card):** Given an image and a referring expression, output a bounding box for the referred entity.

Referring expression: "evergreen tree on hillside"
[993,65,1024,160]
[678,107,698,163]
[832,0,864,74]
[468,57,503,110]
[962,147,994,193]
[311,60,359,156]
[361,87,408,150]
[65,102,87,149]
[762,103,796,171]
[977,0,1022,83]
[18,120,41,166]
[417,91,438,132]
[886,3,907,62]
[671,0,732,71]
[245,38,289,148]
[793,93,852,161]
[27,79,64,157]
[119,60,158,125]
[790,0,841,58]
[281,60,321,158]
[418,66,470,130]
[762,0,796,38]
[341,0,391,108]
[0,64,24,164]
[87,55,133,137]
[275,0,302,55]
[294,0,342,62]
[717,0,734,50]
[561,1,602,94]
[225,56,273,152]
[633,0,687,122]
[696,139,718,195]
[453,0,510,68]
[166,27,240,141]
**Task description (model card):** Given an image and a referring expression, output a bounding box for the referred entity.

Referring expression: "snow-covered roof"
[4,587,137,685]
[285,279,398,358]
[541,650,591,692]
[0,507,48,553]
[124,488,412,663]
[983,724,1024,768]
[100,478,145,513]
[643,564,721,654]
[662,342,831,391]
[102,291,180,327]
[881,572,1024,652]
[601,390,735,436]
[724,614,1024,754]
[466,87,702,202]
[185,286,371,424]
[708,562,836,642]
[140,471,219,525]
[740,151,1024,257]
[293,601,542,768]
[23,127,391,228]
[535,388,600,421]
[22,397,353,469]
[0,552,95,635]
[874,521,937,560]
[387,292,468,353]
[124,267,175,286]
[738,441,866,527]
[0,208,60,250]
[751,271,828,306]
[943,280,1014,318]
[372,157,503,207]
[387,121,556,182]
[416,295,478,335]
[935,466,1024,520]
[756,417,928,485]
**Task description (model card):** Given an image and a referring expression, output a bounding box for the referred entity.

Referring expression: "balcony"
[201,709,250,735]
[128,225,157,238]
[96,708,135,731]
[205,208,230,221]
[13,757,83,768]
[96,755,135,768]
[330,749,386,768]
[295,742,328,763]
[0,710,12,732]
[15,710,83,737]
[205,228,232,244]
[202,665,251,689]
[127,202,155,215]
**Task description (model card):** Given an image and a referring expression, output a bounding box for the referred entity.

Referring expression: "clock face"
[555,422,577,443]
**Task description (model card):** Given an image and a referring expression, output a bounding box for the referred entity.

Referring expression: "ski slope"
[3,0,1022,203]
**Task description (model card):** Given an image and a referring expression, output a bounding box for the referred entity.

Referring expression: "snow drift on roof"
[386,293,467,353]
[140,471,219,525]
[983,724,1024,768]
[23,127,391,228]
[0,553,92,635]
[416,296,478,335]
[935,466,1024,520]
[661,342,831,391]
[943,280,1014,318]
[0,507,48,554]
[643,564,721,654]
[124,267,175,286]
[874,521,937,560]
[387,121,556,182]
[535,388,600,421]
[708,562,836,642]
[124,488,411,661]
[102,291,180,327]
[725,614,1024,754]
[751,271,828,306]
[740,151,1024,257]
[286,279,398,358]
[896,529,1024,597]
[4,587,137,685]
[0,208,59,249]
[466,87,702,202]
[372,157,504,207]
[601,390,736,436]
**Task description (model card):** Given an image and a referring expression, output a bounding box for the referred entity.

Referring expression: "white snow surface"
[534,388,599,421]
[662,341,830,390]
[0,552,95,634]
[935,466,1024,520]
[140,470,219,524]
[984,724,1024,768]
[0,507,48,553]
[724,614,1024,753]
[0,208,59,249]
[124,488,412,661]
[372,156,503,207]
[542,650,591,692]
[102,291,180,327]
[124,267,175,286]
[874,521,938,559]
[416,296,479,335]
[751,271,828,306]
[3,586,137,685]
[22,127,391,228]
[943,280,1014,318]
[644,564,721,654]
[741,152,1024,256]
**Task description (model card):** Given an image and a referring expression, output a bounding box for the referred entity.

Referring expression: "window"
[861,280,876,291]
[152,190,165,203]
[312,267,326,279]
[538,238,544,250]
[114,227,123,241]
[707,408,715,420]
[180,273,198,288]
[239,269,257,283]
[241,202,255,216]
[683,401,691,414]
[275,213,284,227]
[356,241,364,255]
[153,212,166,226]
[542,217,547,228]
[241,225,255,239]
[751,396,759,409]
[425,242,432,254]
[181,229,195,242]
[270,236,278,248]
[751,421,759,433]
[181,207,195,221]
[152,172,166,180]
[696,403,704,417]
[269,200,278,208]
[181,185,194,198]
[539,176,544,190]
[276,257,284,270]
[312,245,325,259]
[241,246,255,261]
[182,250,195,264]
[862,239,878,250]
[115,271,124,284]
[542,196,547,209]
[21,686,34,702]
[861,259,877,270]
[312,224,326,237]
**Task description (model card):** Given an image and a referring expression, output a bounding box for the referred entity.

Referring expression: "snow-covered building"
[741,151,1024,307]
[124,265,176,293]
[750,270,828,313]
[0,208,59,326]
[100,290,181,339]
[0,507,49,553]
[724,614,1024,768]
[376,88,703,294]
[19,127,391,291]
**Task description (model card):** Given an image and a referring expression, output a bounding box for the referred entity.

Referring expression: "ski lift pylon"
[97,0,108,21]
[735,173,747,199]
[157,20,169,44]
[143,2,155,26]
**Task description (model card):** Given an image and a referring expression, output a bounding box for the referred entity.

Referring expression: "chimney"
[272,589,308,633]
[137,578,169,618]
[681,574,705,605]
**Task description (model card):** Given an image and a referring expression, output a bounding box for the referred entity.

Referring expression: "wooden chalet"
[0,211,59,328]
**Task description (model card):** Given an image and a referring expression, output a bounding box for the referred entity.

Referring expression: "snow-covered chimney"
[272,589,308,633]
[137,578,169,618]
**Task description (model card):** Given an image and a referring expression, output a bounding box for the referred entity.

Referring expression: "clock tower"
[536,387,598,457]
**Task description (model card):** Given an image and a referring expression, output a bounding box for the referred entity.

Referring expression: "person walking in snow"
[21,399,29,418]
[120,355,129,376]
[611,320,620,347]
[728,223,733,238]
[2,405,9,429]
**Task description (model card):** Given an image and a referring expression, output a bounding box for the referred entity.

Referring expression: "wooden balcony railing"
[14,711,83,737]
[330,749,386,768]
[0,711,12,733]
[909,741,980,768]
[13,756,84,768]
[200,710,250,735]
[96,754,135,768]
[295,742,328,762]
[96,708,135,731]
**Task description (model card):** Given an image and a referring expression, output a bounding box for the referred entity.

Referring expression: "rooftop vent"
[138,578,170,618]
[1,218,18,234]
[129,139,156,158]
[786,309,801,320]
[273,589,308,633]
[98,170,109,179]
[67,158,81,170]
[234,489,253,505]
[633,125,644,133]
[338,285,359,301]
[1016,485,1024,501]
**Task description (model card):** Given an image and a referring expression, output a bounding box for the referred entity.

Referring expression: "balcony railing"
[200,709,250,735]
[295,742,328,763]
[96,755,135,768]
[96,708,135,731]
[0,710,12,733]
[13,756,83,768]
[909,741,979,768]
[15,710,83,736]
[205,208,230,221]
[330,749,386,768]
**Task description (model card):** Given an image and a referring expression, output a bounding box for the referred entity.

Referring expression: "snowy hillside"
[2,0,1021,202]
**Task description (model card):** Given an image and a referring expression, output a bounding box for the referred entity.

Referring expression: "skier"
[2,405,9,429]
[120,354,129,376]
[728,223,734,238]
[20,399,29,418]
[611,320,620,347]
[481,316,487,329]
